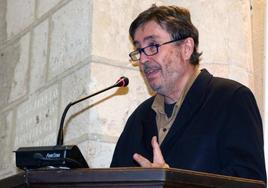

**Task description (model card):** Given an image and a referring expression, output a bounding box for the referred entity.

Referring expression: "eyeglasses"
[129,38,185,61]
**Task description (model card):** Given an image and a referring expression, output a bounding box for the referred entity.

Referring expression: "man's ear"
[182,37,194,61]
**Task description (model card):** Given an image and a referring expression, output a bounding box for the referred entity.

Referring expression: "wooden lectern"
[0,167,265,188]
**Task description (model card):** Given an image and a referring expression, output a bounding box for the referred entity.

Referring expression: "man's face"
[133,21,188,97]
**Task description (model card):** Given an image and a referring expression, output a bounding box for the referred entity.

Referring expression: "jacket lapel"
[142,98,158,159]
[160,69,213,153]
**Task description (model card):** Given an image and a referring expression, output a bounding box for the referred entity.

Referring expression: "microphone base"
[15,145,89,170]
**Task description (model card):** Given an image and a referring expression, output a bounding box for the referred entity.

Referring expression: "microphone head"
[115,76,129,87]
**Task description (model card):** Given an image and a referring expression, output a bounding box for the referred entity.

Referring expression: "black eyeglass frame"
[129,38,186,61]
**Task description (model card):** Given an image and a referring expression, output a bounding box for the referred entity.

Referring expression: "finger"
[133,153,152,167]
[151,136,165,164]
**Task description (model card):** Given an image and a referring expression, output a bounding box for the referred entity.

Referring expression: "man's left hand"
[133,136,169,168]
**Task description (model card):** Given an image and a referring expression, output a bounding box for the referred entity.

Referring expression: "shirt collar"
[152,67,201,114]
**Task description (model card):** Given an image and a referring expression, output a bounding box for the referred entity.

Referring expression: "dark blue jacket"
[110,69,266,182]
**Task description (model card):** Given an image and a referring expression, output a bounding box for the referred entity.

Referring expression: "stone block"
[229,65,252,90]
[251,0,265,117]
[30,20,49,94]
[6,0,35,39]
[36,0,61,18]
[48,0,91,79]
[60,64,91,143]
[201,1,252,70]
[0,111,16,177]
[79,140,115,168]
[200,63,229,78]
[164,0,253,71]
[0,0,7,44]
[60,59,150,145]
[8,33,30,103]
[91,0,162,64]
[0,111,13,155]
[0,33,30,108]
[88,61,150,138]
[0,44,19,108]
[15,84,59,148]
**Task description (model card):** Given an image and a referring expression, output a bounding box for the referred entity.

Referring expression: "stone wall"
[0,0,264,179]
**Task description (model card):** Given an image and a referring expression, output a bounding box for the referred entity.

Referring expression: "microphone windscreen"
[115,76,129,87]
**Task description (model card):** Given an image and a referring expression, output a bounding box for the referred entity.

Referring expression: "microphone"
[15,76,129,170]
[57,76,129,146]
[114,76,129,87]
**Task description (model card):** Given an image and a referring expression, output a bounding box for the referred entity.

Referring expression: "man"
[110,5,266,182]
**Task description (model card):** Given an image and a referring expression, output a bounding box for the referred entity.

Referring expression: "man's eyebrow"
[133,35,160,48]
[144,35,158,41]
